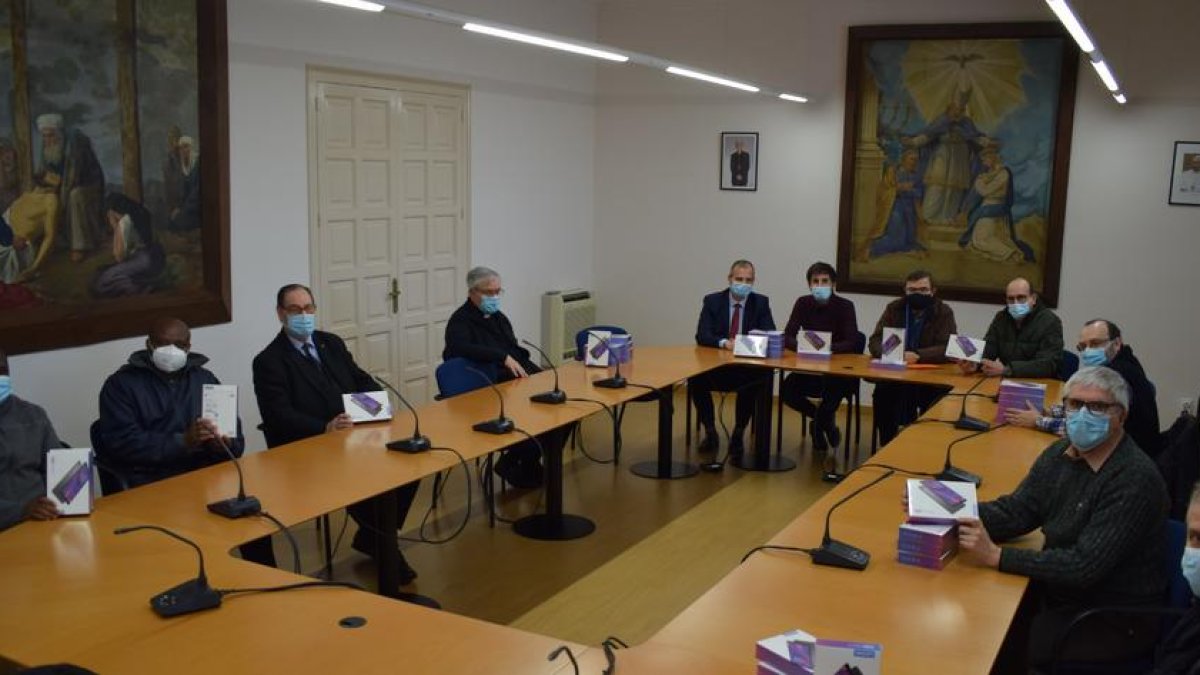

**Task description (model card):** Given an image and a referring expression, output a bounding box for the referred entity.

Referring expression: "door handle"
[389,278,402,314]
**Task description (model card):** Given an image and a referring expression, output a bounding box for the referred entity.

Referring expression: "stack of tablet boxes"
[898,479,979,570]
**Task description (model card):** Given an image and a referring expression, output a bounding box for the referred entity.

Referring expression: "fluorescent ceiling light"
[1090,58,1120,91]
[1044,0,1094,53]
[665,66,759,93]
[778,93,808,103]
[462,23,629,62]
[319,0,385,12]
[1113,93,1127,104]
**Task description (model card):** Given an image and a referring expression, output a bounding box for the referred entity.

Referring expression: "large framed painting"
[836,23,1078,305]
[0,0,229,354]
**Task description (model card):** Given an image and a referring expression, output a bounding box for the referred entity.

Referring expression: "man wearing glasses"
[253,283,421,586]
[444,266,552,488]
[956,366,1169,670]
[958,276,1063,378]
[1006,319,1162,457]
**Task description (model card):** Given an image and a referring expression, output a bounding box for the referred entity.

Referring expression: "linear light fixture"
[778,93,808,103]
[665,66,759,93]
[319,0,385,12]
[1044,0,1126,104]
[463,23,629,62]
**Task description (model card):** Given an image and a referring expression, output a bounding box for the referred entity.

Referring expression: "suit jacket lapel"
[279,333,337,402]
[718,292,731,337]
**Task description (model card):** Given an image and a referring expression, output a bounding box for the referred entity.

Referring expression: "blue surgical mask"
[0,375,10,405]
[1066,407,1111,452]
[286,312,316,339]
[480,295,501,315]
[1080,346,1109,367]
[811,286,832,302]
[730,283,753,299]
[1182,547,1200,598]
[1007,302,1031,320]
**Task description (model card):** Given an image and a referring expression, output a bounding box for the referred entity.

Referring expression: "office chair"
[1059,350,1080,381]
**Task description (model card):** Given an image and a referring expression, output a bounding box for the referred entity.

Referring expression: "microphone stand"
[586,331,627,389]
[114,525,223,617]
[809,469,894,570]
[466,367,515,434]
[953,374,990,431]
[373,375,432,452]
[206,435,262,519]
[521,339,567,404]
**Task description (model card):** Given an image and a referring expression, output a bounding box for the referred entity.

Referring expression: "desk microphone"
[113,525,223,617]
[466,366,515,434]
[521,339,567,404]
[585,330,627,389]
[373,375,432,452]
[953,375,990,432]
[937,425,1004,487]
[809,469,895,571]
[206,436,262,519]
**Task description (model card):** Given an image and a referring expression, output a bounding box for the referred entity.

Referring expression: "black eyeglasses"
[1063,397,1118,415]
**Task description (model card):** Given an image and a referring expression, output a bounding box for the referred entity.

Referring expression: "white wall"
[593,0,1200,421]
[11,0,599,450]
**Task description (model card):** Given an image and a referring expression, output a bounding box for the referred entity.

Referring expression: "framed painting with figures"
[0,0,229,354]
[835,23,1079,305]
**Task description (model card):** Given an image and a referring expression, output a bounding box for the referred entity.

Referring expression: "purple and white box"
[994,379,1047,424]
[756,629,816,675]
[906,479,978,525]
[814,639,882,675]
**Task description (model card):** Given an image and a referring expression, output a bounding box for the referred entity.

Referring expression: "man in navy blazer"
[253,283,420,586]
[690,259,776,456]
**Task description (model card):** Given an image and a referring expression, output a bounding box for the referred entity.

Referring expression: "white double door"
[309,71,469,405]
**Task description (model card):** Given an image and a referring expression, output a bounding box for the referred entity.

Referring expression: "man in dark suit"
[730,140,751,187]
[691,259,776,457]
[443,266,558,488]
[252,283,420,585]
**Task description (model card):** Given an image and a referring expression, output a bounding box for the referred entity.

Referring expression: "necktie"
[302,342,320,366]
[729,303,742,341]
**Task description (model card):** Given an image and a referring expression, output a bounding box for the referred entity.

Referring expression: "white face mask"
[151,345,188,374]
[1183,546,1200,598]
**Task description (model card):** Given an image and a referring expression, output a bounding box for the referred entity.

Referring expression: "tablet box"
[46,448,94,516]
[756,629,816,675]
[905,479,978,524]
[994,379,1047,424]
[898,522,958,557]
[342,391,393,423]
[898,547,957,570]
[795,329,832,360]
[735,334,770,358]
[946,334,985,363]
[814,639,882,675]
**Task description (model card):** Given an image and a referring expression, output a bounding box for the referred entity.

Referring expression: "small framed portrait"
[1168,141,1200,206]
[720,132,758,191]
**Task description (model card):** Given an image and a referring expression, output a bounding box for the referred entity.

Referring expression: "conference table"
[0,346,1060,674]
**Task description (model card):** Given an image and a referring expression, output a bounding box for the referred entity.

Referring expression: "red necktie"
[729,303,742,341]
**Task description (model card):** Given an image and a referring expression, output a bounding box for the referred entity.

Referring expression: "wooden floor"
[256,390,876,646]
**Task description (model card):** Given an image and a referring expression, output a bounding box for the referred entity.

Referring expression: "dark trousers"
[689,365,771,434]
[780,374,856,430]
[872,382,947,445]
[239,481,420,568]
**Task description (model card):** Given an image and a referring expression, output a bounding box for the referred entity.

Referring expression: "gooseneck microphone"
[521,339,567,404]
[373,375,432,453]
[585,330,627,389]
[206,435,262,519]
[809,469,895,570]
[466,366,515,434]
[937,425,1004,487]
[113,525,223,617]
[953,375,990,432]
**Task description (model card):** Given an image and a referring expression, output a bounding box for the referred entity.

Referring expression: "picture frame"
[720,132,758,191]
[0,0,230,355]
[835,23,1079,306]
[1168,141,1200,206]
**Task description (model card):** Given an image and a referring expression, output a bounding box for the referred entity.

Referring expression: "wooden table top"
[0,345,1060,673]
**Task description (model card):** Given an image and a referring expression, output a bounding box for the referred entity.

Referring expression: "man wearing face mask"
[443,266,555,487]
[254,283,421,584]
[1006,319,1162,458]
[956,367,1169,670]
[1151,480,1200,675]
[781,262,859,460]
[959,276,1062,378]
[92,317,245,489]
[867,270,957,445]
[690,259,776,457]
[0,345,63,531]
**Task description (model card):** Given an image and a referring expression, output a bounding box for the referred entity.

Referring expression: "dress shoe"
[351,532,418,585]
[697,431,720,454]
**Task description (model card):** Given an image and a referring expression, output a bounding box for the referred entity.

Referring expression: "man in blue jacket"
[92,317,244,489]
[691,259,775,457]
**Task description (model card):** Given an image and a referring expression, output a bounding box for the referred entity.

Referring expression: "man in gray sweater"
[958,366,1169,670]
[0,346,63,531]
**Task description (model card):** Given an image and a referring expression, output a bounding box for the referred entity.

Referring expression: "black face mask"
[906,293,934,310]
